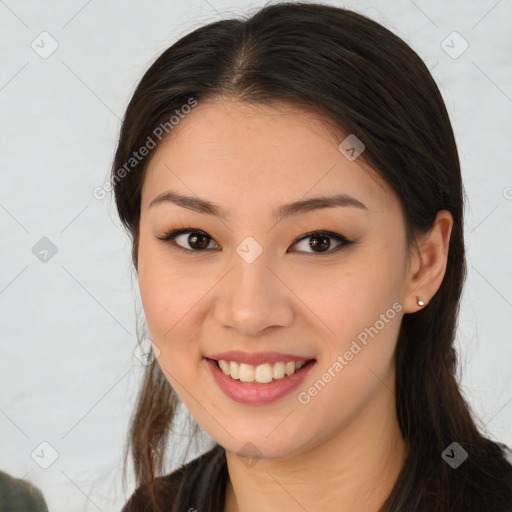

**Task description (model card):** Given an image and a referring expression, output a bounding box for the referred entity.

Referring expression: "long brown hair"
[111,2,512,510]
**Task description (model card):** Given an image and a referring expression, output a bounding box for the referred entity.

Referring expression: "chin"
[222,434,303,462]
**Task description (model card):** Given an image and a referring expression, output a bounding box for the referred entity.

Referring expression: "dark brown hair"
[111,2,512,510]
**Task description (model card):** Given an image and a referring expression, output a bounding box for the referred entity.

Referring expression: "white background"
[1,1,511,510]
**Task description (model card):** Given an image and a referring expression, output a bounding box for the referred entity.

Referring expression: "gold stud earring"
[416,296,425,307]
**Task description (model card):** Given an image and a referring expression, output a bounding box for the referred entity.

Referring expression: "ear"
[402,210,453,313]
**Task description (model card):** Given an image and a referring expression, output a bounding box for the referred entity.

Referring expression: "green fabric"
[0,471,49,512]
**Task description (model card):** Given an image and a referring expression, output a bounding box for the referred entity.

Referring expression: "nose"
[213,251,294,336]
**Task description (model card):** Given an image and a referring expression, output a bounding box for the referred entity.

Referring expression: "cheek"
[137,239,199,342]
[138,266,206,390]
[301,255,402,328]
[139,268,198,341]
[299,247,405,376]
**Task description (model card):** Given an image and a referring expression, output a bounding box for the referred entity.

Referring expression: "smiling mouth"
[206,357,316,384]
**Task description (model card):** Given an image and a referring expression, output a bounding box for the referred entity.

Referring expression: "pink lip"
[206,350,315,366]
[206,358,316,405]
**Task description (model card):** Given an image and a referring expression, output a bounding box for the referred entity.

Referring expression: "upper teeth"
[217,360,307,383]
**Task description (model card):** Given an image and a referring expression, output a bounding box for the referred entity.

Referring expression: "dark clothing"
[0,470,49,512]
[121,442,512,511]
[121,443,228,512]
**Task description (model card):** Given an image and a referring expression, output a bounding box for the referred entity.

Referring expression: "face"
[137,97,411,459]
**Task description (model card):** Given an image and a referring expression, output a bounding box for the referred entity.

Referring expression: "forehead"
[141,97,396,216]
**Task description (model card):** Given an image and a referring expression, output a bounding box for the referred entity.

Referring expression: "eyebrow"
[149,190,367,223]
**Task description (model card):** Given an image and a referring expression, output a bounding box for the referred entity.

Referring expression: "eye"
[156,228,353,254]
[290,231,352,254]
[157,228,219,251]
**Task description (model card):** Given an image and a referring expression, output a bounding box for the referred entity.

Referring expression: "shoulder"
[121,443,228,512]
[0,470,49,512]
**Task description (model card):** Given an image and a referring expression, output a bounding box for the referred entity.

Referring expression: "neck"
[223,365,407,512]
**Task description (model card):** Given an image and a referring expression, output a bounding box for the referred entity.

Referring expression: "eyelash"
[156,226,354,255]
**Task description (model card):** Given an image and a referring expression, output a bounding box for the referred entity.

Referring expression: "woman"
[112,2,512,511]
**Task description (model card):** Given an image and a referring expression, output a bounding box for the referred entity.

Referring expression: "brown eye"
[290,231,351,254]
[307,233,331,252]
[157,229,219,251]
[185,232,211,250]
